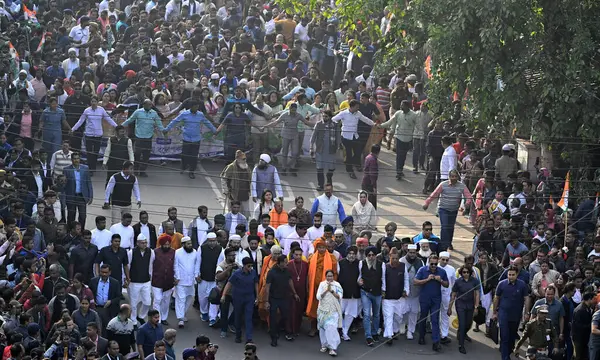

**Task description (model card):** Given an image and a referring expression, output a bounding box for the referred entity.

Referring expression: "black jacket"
[132,222,158,249]
[475,262,500,295]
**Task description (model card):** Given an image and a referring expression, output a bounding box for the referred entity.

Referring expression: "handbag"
[473,305,486,325]
[489,318,499,344]
[208,286,222,305]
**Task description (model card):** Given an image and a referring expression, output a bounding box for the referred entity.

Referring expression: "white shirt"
[218,248,248,267]
[98,0,110,12]
[280,231,314,256]
[33,173,43,198]
[91,228,113,249]
[197,245,225,276]
[192,217,210,246]
[105,172,141,203]
[165,0,181,21]
[68,25,90,56]
[139,223,150,241]
[355,74,376,92]
[440,145,457,180]
[257,224,275,235]
[265,19,276,35]
[294,23,310,42]
[307,225,324,242]
[72,106,117,137]
[332,109,375,140]
[168,53,185,63]
[440,264,456,297]
[127,248,155,280]
[174,248,199,286]
[145,0,157,12]
[507,192,527,207]
[183,0,202,15]
[381,263,410,295]
[275,224,295,242]
[109,223,135,249]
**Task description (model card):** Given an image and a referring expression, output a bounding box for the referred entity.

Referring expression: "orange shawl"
[157,232,184,250]
[306,251,337,318]
[258,255,277,321]
[269,209,289,228]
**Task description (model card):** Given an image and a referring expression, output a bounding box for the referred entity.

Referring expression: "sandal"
[320,347,328,353]
[329,350,337,356]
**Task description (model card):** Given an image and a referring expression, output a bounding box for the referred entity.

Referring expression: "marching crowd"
[0,0,598,359]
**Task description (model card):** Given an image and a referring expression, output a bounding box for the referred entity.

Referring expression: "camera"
[209,343,218,349]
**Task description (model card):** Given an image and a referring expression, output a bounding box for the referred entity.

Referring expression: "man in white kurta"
[279,224,314,256]
[438,251,456,342]
[174,236,199,328]
[127,233,154,325]
[218,234,248,266]
[399,244,424,339]
[382,249,411,341]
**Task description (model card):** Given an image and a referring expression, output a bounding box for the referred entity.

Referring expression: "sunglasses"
[430,263,438,266]
[423,228,432,231]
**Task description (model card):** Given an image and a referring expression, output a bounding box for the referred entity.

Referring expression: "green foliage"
[275,0,600,146]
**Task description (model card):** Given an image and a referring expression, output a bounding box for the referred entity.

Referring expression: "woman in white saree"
[316,269,343,356]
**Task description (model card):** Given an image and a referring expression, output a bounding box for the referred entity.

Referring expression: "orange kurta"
[157,232,184,250]
[257,255,278,321]
[269,209,288,228]
[305,252,338,319]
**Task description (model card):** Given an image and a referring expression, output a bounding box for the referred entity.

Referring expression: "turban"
[157,234,172,246]
[341,216,354,225]
[313,238,326,248]
[365,246,377,256]
[356,237,368,246]
[259,154,271,163]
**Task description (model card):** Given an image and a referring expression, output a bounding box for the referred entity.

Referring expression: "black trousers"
[181,141,200,172]
[67,193,87,228]
[424,155,442,191]
[134,138,153,172]
[85,136,102,171]
[457,307,474,346]
[268,297,289,338]
[342,138,361,172]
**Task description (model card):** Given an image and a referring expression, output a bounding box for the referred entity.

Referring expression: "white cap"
[502,143,515,151]
[259,154,271,163]
[207,232,217,239]
[239,79,248,85]
[181,236,192,243]
[439,251,450,259]
[419,239,429,244]
[334,229,343,235]
[211,73,220,80]
[407,244,417,250]
[229,234,242,241]
[68,47,77,53]
[137,233,147,241]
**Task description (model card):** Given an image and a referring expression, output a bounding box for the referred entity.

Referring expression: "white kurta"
[439,264,456,338]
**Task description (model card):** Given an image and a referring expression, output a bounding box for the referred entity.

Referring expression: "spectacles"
[423,228,432,231]
[430,263,438,266]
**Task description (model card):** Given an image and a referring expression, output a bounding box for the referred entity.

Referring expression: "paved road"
[84,148,498,359]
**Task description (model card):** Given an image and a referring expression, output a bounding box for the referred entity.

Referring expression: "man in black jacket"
[90,264,123,336]
[572,292,595,360]
[133,211,158,249]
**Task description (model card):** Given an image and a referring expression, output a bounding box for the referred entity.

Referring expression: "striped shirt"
[50,150,73,176]
[375,86,391,111]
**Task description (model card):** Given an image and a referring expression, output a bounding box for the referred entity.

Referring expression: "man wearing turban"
[151,233,175,325]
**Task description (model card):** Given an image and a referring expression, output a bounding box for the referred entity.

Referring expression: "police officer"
[514,305,559,357]
[413,254,449,352]
[221,257,259,344]
[493,265,531,360]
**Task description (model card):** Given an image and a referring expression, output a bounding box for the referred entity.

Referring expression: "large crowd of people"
[0,0,597,359]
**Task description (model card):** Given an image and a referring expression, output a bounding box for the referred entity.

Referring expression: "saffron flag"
[8,42,19,61]
[23,4,37,23]
[557,172,570,211]
[36,33,45,52]
[452,91,460,103]
[424,55,432,79]
[463,87,469,100]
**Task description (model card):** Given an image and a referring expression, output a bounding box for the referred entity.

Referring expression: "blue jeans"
[438,208,458,251]
[360,290,382,339]
[499,312,520,360]
[311,47,326,67]
[43,129,62,155]
[233,295,255,342]
[395,139,411,175]
[419,297,441,342]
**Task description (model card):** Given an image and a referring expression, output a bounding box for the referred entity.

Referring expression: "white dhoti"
[152,286,175,321]
[341,298,360,337]
[197,280,219,320]
[319,312,341,351]
[382,299,406,338]
[175,284,195,320]
[481,291,493,326]
[440,292,451,337]
[400,296,420,333]
[128,281,152,322]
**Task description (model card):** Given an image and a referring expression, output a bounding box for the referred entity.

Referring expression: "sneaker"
[229,325,236,333]
[220,331,227,338]
[161,320,169,326]
[209,320,217,327]
[285,335,294,341]
[440,337,451,345]
[342,335,351,341]
[328,350,337,356]
[366,338,374,347]
[320,347,328,353]
[201,313,209,322]
[406,331,414,340]
[178,320,184,328]
[459,346,466,354]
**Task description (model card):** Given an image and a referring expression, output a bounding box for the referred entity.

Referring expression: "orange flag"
[424,56,432,79]
[557,172,570,211]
